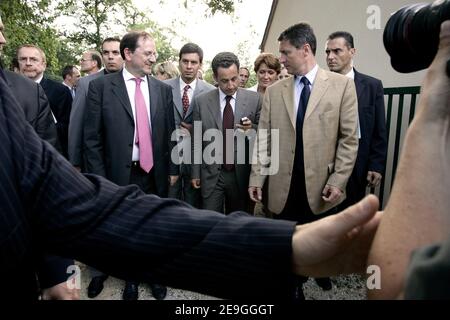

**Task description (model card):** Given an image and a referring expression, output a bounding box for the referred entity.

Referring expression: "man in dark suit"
[0,17,77,300]
[165,43,215,207]
[191,52,262,214]
[68,37,122,171]
[0,69,384,301]
[83,31,178,300]
[326,31,387,208]
[1,69,58,147]
[17,44,73,159]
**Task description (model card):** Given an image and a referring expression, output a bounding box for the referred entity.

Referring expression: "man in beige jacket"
[249,22,358,297]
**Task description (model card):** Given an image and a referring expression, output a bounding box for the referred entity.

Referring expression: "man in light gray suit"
[191,52,262,214]
[165,43,215,207]
[68,37,122,171]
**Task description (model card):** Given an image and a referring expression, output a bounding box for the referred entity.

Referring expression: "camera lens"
[384,0,450,73]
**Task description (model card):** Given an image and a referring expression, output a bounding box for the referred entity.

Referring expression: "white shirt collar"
[219,88,237,102]
[34,74,44,84]
[123,67,146,83]
[296,64,318,87]
[62,81,72,89]
[180,77,197,92]
[345,68,355,80]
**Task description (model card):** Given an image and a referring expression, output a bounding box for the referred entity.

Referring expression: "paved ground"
[78,263,367,300]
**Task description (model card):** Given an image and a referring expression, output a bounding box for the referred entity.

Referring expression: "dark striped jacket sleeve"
[0,76,296,299]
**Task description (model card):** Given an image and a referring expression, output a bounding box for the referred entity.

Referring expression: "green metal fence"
[372,86,421,208]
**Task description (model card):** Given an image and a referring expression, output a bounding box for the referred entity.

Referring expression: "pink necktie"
[134,78,153,173]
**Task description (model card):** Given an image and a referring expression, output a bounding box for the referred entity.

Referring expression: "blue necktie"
[296,76,311,127]
[294,76,311,172]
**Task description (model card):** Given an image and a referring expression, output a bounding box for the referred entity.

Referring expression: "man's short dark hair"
[179,43,204,64]
[211,52,240,76]
[62,65,75,80]
[102,37,121,49]
[327,31,355,49]
[278,23,317,55]
[120,31,152,60]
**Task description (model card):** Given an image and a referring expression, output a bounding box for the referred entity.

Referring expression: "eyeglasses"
[80,58,93,62]
[144,51,159,59]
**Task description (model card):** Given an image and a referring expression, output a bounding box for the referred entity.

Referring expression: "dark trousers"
[168,164,200,208]
[90,162,157,283]
[338,172,367,211]
[274,168,337,297]
[202,169,247,214]
[129,161,156,194]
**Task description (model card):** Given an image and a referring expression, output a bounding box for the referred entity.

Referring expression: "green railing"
[372,86,421,208]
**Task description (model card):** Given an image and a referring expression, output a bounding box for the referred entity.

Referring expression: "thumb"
[331,195,379,235]
[257,188,262,201]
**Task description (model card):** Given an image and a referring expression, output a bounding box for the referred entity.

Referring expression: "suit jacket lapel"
[207,90,222,130]
[172,79,183,119]
[234,88,247,125]
[305,68,328,120]
[281,78,296,129]
[186,80,205,119]
[111,73,134,120]
[148,76,160,126]
[40,77,49,91]
[354,69,365,112]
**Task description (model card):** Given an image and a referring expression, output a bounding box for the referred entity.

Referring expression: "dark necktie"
[294,76,311,172]
[296,76,311,127]
[182,85,190,118]
[223,95,234,171]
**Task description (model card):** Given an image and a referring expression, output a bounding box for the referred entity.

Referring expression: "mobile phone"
[240,117,249,125]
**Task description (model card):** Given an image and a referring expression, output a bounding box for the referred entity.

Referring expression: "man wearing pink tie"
[83,31,178,301]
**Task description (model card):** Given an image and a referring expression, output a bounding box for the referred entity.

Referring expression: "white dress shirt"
[122,67,152,161]
[345,68,361,139]
[179,78,197,104]
[294,64,318,120]
[219,89,237,120]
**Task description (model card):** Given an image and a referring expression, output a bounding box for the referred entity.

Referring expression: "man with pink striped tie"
[83,31,178,301]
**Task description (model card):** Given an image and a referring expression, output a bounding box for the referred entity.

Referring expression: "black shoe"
[150,284,167,300]
[315,277,332,291]
[87,275,107,298]
[122,282,139,301]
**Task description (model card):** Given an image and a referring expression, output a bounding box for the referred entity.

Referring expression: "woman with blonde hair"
[154,61,180,80]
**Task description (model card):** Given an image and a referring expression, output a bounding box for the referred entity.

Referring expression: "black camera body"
[384,0,450,73]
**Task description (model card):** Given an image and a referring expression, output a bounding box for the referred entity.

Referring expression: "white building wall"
[261,0,433,87]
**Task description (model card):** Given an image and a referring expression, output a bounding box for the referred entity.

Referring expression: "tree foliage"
[56,0,178,63]
[0,0,76,77]
[185,0,242,15]
[1,0,242,77]
[125,6,178,63]
[56,0,133,52]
